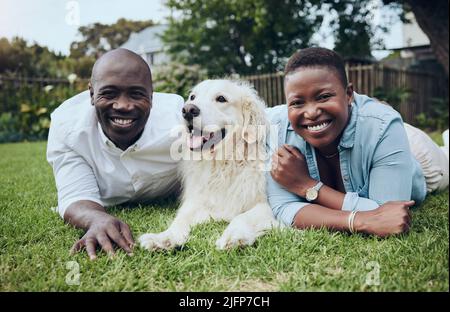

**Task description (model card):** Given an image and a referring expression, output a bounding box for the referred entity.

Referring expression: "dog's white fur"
[139,79,280,250]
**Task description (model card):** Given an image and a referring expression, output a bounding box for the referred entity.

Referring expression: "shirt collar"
[97,122,148,152]
[339,103,357,149]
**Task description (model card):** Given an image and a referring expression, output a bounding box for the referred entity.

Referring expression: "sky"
[0,0,171,55]
[0,0,404,58]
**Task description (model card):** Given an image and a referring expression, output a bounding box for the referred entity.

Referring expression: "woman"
[267,47,449,237]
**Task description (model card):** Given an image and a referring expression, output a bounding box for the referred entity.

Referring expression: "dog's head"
[183,79,267,153]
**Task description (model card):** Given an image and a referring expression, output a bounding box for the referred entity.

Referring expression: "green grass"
[0,141,448,291]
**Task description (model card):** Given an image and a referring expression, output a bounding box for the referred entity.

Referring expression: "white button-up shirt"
[47,90,185,218]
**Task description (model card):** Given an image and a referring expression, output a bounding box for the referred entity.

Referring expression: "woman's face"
[284,66,353,153]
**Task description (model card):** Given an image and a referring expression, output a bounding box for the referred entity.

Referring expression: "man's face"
[90,59,152,150]
[285,66,353,152]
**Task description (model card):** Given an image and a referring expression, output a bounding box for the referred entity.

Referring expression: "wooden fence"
[0,75,89,89]
[1,65,448,125]
[242,64,448,125]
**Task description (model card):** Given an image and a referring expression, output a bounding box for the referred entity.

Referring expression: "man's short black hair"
[284,47,348,88]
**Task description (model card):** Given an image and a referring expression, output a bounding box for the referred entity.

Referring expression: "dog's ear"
[241,94,266,144]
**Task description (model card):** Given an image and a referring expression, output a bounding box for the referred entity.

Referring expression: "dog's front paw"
[215,225,256,250]
[139,230,187,251]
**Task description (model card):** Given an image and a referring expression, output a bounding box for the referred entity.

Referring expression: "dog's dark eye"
[216,95,227,103]
[190,94,195,101]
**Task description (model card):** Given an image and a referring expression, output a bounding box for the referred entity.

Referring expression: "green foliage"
[70,18,155,58]
[373,86,411,110]
[0,80,87,143]
[163,0,402,76]
[163,0,324,76]
[153,63,208,99]
[415,97,449,132]
[0,37,67,77]
[330,0,380,58]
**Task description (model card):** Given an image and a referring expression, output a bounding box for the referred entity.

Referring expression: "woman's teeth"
[113,118,133,125]
[307,121,330,132]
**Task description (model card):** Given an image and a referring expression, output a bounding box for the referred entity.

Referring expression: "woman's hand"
[270,144,316,196]
[354,201,415,237]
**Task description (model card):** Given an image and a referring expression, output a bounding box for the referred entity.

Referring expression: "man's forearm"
[63,200,108,230]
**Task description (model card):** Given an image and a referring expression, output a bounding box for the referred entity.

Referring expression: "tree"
[383,0,449,76]
[70,18,155,58]
[328,0,389,60]
[0,37,66,77]
[162,0,404,75]
[163,0,324,76]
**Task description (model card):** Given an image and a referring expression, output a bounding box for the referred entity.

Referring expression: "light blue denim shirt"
[265,92,427,226]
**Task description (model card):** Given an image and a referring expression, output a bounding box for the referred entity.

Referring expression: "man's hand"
[64,200,135,260]
[70,213,135,260]
[354,201,414,237]
[270,144,316,196]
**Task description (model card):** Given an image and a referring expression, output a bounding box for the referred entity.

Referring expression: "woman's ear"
[346,83,354,106]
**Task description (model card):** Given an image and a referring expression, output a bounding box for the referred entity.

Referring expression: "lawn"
[0,140,448,291]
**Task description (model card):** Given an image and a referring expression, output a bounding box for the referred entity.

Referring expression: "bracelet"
[348,210,358,233]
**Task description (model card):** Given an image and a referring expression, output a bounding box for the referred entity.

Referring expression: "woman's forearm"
[293,200,414,237]
[293,204,351,231]
[294,180,346,211]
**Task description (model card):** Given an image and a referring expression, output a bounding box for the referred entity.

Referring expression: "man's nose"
[182,104,200,121]
[112,95,133,111]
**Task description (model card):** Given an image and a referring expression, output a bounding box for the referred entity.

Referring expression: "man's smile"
[111,117,136,127]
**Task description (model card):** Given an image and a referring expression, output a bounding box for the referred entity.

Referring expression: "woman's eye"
[289,101,303,108]
[216,95,227,103]
[318,93,332,101]
[190,94,195,101]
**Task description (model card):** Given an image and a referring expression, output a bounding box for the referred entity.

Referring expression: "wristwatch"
[305,181,324,202]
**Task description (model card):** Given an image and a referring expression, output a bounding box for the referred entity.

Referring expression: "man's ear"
[88,81,94,106]
[346,83,354,106]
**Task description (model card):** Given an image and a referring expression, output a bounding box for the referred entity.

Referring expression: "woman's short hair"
[284,47,348,88]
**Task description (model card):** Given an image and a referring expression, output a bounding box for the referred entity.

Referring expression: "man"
[47,48,184,260]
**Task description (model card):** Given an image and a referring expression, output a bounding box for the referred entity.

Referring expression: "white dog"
[139,79,280,250]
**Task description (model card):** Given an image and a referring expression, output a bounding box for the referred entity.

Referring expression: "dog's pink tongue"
[188,135,203,149]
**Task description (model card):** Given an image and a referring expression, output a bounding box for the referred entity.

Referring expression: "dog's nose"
[182,104,200,120]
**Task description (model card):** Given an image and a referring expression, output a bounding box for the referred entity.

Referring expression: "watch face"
[306,188,318,201]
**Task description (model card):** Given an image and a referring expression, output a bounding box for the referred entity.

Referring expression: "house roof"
[120,24,168,54]
[390,44,431,52]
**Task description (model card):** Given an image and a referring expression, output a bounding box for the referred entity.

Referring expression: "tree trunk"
[405,0,449,76]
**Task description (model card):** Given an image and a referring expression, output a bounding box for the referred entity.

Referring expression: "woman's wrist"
[353,210,372,233]
[296,178,318,198]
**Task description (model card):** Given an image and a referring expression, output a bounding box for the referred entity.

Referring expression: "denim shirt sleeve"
[341,114,414,211]
[265,108,311,226]
[266,168,311,226]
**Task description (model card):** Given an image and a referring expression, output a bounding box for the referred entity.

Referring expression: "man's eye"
[216,95,227,103]
[100,92,117,99]
[131,92,146,99]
